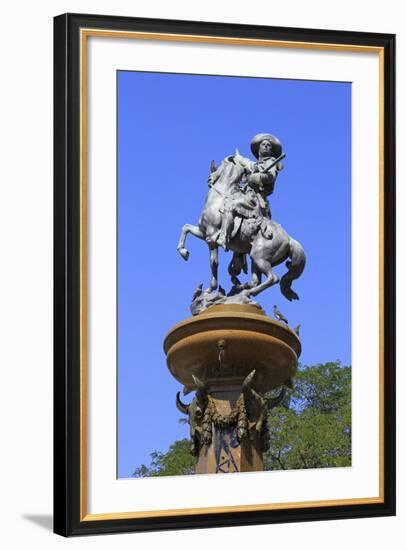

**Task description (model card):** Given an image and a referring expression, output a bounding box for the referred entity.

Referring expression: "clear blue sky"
[117,71,351,478]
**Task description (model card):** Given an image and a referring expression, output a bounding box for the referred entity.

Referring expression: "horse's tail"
[280,238,306,301]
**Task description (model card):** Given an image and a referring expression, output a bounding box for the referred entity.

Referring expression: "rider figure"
[212,134,283,250]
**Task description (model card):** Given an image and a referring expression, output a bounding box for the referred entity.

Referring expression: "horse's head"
[213,156,245,192]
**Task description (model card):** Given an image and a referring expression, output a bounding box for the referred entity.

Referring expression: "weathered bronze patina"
[164,134,305,473]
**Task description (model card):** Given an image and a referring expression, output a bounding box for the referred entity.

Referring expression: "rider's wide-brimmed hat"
[250,133,282,159]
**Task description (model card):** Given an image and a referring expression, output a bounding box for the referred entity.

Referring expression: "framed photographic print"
[53,13,396,536]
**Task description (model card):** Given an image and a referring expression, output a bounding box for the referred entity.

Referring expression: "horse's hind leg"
[244,256,279,298]
[208,245,219,292]
[228,253,245,287]
[250,260,262,288]
[177,224,204,261]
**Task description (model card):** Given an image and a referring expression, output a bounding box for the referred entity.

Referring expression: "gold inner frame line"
[79,27,385,522]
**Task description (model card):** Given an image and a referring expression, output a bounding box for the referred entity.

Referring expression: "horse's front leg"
[177,224,204,261]
[208,245,219,292]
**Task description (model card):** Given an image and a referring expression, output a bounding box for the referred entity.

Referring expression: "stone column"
[164,304,300,474]
[195,383,263,474]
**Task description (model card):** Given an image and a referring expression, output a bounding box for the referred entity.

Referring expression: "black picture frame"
[54,12,396,537]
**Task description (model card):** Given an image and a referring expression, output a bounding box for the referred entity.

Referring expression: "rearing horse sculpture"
[176,155,306,301]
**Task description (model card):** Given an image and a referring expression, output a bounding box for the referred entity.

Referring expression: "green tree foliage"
[264,361,351,470]
[133,439,195,477]
[133,361,351,477]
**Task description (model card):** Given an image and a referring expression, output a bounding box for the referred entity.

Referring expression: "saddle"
[232,216,273,240]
